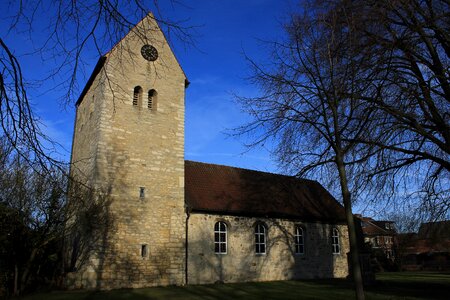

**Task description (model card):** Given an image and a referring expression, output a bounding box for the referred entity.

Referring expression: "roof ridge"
[421,220,450,225]
[367,220,390,234]
[185,160,316,183]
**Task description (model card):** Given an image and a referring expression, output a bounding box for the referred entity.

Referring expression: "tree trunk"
[20,247,39,294]
[336,155,365,300]
[13,264,18,296]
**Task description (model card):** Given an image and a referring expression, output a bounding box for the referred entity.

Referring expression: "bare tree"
[235,1,386,298]
[237,0,448,296]
[342,0,450,218]
[0,137,112,296]
[1,0,195,166]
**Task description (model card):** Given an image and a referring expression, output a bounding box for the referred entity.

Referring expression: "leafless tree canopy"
[345,0,449,219]
[238,0,449,219]
[1,0,195,166]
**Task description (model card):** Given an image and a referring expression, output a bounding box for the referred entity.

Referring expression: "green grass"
[17,272,450,300]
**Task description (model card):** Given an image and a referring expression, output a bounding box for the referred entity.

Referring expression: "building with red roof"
[68,14,351,289]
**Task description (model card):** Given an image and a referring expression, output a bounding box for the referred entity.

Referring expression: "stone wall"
[187,213,349,284]
[68,14,186,289]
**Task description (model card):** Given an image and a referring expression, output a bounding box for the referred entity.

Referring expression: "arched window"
[294,226,305,254]
[133,86,143,106]
[255,223,267,254]
[214,221,227,254]
[148,89,157,110]
[331,228,340,254]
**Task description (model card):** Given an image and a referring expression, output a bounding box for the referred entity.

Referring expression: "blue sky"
[176,1,292,172]
[2,0,298,173]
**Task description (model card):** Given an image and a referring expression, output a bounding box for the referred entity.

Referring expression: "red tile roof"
[185,161,346,223]
[418,221,450,239]
[402,238,450,255]
[360,220,396,236]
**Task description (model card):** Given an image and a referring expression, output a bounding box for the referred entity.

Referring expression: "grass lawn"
[18,272,450,300]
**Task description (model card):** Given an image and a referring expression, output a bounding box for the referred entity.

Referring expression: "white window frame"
[331,228,340,254]
[214,221,227,254]
[255,223,267,254]
[294,226,305,255]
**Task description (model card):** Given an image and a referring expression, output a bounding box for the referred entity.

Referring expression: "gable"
[185,160,346,223]
[76,12,188,107]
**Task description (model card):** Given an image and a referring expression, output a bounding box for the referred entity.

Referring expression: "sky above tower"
[179,0,307,174]
[166,0,295,173]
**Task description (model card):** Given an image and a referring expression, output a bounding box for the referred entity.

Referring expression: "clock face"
[141,44,158,61]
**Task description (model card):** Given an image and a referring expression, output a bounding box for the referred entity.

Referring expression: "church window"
[331,228,340,254]
[141,244,148,258]
[139,187,145,199]
[133,86,143,106]
[214,221,227,254]
[148,89,157,110]
[255,223,267,254]
[294,226,305,254]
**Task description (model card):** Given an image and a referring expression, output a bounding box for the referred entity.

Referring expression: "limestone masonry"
[68,13,349,290]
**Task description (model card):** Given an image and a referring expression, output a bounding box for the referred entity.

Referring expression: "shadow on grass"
[306,272,450,300]
[17,272,450,300]
[366,272,450,300]
[17,281,355,300]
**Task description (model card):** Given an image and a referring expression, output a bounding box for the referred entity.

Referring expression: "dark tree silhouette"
[341,0,449,219]
[0,137,112,296]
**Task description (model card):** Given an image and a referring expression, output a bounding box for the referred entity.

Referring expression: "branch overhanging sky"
[1,0,293,173]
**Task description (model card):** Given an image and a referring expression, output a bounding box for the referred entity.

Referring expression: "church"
[68,14,349,289]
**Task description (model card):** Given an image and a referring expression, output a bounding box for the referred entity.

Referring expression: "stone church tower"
[69,14,188,289]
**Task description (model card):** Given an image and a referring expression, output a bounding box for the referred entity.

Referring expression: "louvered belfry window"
[133,86,143,106]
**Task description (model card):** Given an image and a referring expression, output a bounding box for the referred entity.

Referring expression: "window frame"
[331,227,340,255]
[294,226,305,255]
[255,223,267,255]
[214,221,227,254]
